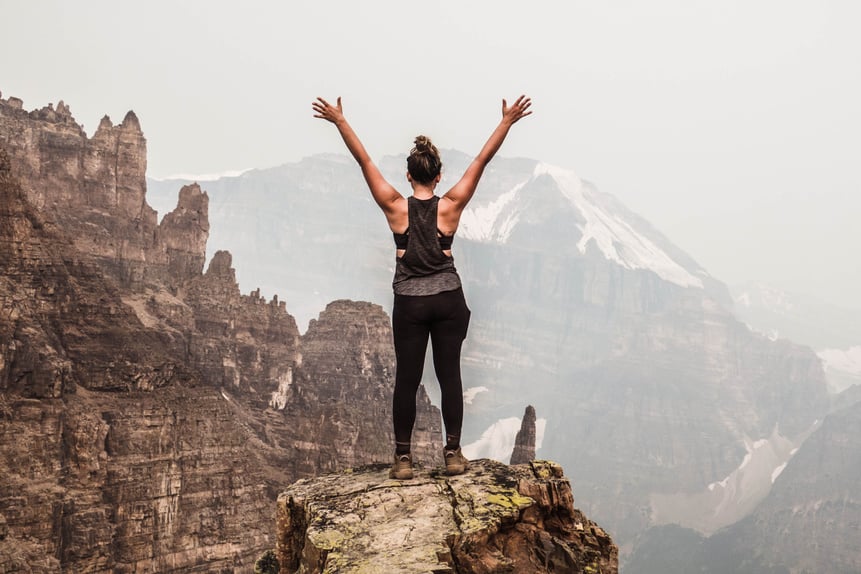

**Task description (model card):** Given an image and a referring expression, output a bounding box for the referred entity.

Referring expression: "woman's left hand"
[312,97,345,125]
[501,95,532,126]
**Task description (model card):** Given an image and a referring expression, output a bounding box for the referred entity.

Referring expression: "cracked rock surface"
[276,459,618,574]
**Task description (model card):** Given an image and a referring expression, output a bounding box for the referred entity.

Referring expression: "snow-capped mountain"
[148,152,725,322]
[457,162,707,289]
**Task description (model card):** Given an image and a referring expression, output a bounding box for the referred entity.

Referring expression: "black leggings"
[392,288,471,449]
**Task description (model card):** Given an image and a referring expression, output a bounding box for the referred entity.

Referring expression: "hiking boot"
[444,448,469,476]
[389,453,414,480]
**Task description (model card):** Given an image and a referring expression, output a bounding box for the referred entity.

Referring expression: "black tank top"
[392,196,462,296]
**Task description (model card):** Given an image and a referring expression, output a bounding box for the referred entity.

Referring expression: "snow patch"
[535,418,546,450]
[463,416,546,462]
[463,386,489,405]
[269,368,293,410]
[737,283,796,314]
[743,322,781,341]
[463,417,520,462]
[653,426,810,534]
[818,346,861,377]
[771,462,788,483]
[707,435,791,492]
[458,181,527,243]
[534,163,703,289]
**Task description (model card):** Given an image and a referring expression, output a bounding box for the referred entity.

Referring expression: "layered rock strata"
[0,94,444,572]
[276,459,618,574]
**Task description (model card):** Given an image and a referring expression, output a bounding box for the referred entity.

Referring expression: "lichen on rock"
[276,459,618,574]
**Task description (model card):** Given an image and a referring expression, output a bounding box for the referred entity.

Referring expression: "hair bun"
[413,135,434,153]
[407,134,442,184]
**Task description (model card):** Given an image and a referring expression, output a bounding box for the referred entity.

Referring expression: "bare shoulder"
[437,194,462,234]
[438,193,461,212]
[385,195,409,233]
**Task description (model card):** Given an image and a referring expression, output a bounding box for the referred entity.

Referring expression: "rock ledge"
[276,459,618,573]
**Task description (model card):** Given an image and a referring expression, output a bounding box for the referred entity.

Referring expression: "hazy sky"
[2,0,859,310]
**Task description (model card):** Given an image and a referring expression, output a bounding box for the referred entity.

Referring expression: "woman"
[312,95,532,479]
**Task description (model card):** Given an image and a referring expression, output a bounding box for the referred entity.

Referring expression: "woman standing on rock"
[313,95,532,479]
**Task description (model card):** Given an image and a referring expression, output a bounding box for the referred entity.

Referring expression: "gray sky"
[2,0,859,310]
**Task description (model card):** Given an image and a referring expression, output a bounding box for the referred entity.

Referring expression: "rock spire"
[510,404,537,464]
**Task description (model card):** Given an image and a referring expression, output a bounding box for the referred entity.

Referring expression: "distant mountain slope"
[732,282,861,350]
[627,398,861,573]
[731,282,861,393]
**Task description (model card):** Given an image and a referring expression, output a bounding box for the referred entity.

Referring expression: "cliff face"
[1,97,155,289]
[0,94,444,572]
[276,459,618,574]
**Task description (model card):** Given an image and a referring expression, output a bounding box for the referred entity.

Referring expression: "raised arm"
[441,95,532,215]
[312,97,403,219]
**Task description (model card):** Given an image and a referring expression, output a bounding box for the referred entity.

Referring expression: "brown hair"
[407,135,442,185]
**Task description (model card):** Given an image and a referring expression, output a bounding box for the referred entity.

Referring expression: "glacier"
[458,162,704,289]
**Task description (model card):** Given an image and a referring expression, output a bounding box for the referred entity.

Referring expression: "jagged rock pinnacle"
[510,404,537,465]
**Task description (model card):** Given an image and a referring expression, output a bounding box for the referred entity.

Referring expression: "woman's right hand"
[501,95,532,126]
[312,96,345,125]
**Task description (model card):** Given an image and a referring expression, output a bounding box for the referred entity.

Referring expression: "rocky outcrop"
[510,405,537,464]
[276,459,618,574]
[159,183,210,282]
[0,94,445,573]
